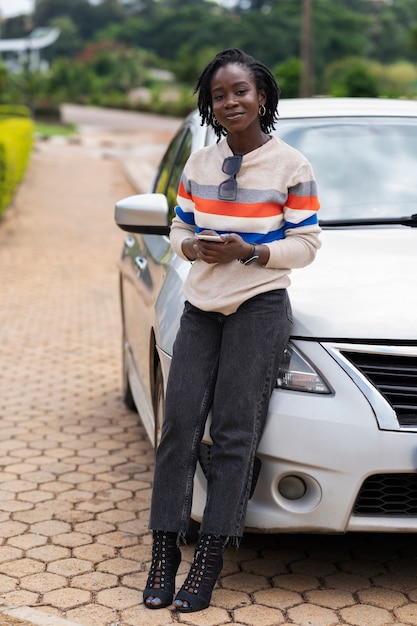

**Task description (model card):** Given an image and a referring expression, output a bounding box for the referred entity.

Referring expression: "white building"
[0,26,60,72]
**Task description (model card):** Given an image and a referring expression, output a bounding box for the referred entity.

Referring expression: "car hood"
[288,227,417,340]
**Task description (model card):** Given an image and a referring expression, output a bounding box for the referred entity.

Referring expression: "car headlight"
[277,345,331,394]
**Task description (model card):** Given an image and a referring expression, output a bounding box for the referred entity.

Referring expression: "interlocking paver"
[358,587,408,610]
[71,571,118,592]
[20,572,66,593]
[97,557,138,576]
[47,558,92,577]
[27,545,70,562]
[305,588,355,610]
[0,574,17,592]
[254,587,303,610]
[339,603,393,626]
[288,602,341,625]
[96,586,140,609]
[42,589,91,611]
[65,604,117,626]
[1,107,417,626]
[395,604,417,625]
[273,572,320,592]
[234,604,284,626]
[0,559,45,578]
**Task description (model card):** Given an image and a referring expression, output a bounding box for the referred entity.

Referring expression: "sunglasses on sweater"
[218,154,242,201]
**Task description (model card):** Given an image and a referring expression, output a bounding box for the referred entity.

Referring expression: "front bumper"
[192,340,417,533]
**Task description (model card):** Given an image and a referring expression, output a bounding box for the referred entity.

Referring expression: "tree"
[366,0,417,63]
[34,0,84,26]
[33,0,121,40]
[0,15,30,39]
[93,16,149,47]
[300,0,313,97]
[46,16,83,59]
[313,0,369,84]
[170,44,219,84]
[47,57,97,102]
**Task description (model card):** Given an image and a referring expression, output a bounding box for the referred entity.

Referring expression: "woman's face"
[210,62,266,135]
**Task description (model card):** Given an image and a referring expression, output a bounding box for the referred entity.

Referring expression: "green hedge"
[0,116,35,218]
[0,104,32,119]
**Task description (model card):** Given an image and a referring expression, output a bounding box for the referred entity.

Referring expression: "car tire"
[122,338,137,412]
[153,361,164,449]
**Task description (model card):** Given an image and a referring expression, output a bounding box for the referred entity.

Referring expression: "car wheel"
[153,362,164,449]
[122,338,137,412]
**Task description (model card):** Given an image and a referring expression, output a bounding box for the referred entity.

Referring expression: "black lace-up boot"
[143,530,181,609]
[174,533,226,613]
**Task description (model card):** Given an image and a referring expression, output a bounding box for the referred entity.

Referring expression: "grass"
[35,121,77,139]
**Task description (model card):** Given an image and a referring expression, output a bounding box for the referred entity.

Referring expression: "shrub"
[0,117,34,217]
[371,61,417,98]
[274,57,302,99]
[324,57,381,97]
[0,104,31,119]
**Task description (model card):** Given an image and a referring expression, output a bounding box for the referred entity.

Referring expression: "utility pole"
[300,0,313,97]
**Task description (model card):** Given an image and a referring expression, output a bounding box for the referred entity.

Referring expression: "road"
[0,106,416,626]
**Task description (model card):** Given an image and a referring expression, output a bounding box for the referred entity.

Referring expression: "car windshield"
[276,117,417,224]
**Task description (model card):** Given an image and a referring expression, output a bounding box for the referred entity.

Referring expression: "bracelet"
[240,244,255,264]
[239,244,260,266]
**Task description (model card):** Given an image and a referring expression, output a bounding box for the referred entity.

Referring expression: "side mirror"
[114,193,170,235]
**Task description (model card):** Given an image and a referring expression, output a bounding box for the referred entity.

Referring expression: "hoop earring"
[212,115,220,127]
[259,104,266,117]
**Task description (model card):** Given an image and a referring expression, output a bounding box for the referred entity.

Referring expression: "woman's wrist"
[258,244,270,266]
[182,237,197,261]
[240,243,255,262]
[240,243,270,266]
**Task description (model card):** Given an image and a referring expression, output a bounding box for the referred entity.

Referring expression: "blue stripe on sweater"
[175,208,318,243]
[175,205,195,225]
[285,213,319,229]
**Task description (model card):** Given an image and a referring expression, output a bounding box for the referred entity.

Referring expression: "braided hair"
[194,48,280,141]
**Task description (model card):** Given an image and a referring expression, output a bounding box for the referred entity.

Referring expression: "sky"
[0,0,35,19]
[0,0,104,18]
[0,1,232,21]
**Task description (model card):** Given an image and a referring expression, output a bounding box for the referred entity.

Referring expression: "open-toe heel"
[174,533,226,613]
[143,530,181,609]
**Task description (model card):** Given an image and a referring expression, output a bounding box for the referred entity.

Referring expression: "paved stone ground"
[0,114,417,626]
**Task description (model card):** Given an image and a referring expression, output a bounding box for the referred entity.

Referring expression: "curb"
[0,607,85,626]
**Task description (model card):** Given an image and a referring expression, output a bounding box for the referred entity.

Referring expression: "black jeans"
[149,289,292,539]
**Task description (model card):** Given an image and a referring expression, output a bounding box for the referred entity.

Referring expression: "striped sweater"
[170,135,321,315]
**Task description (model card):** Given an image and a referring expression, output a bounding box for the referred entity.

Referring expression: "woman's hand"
[194,231,253,264]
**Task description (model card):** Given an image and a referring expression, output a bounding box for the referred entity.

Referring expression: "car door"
[121,123,193,406]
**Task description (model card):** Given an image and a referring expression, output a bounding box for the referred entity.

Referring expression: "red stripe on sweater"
[187,196,284,219]
[286,193,320,211]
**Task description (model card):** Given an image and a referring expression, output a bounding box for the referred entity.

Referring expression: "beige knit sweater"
[170,136,321,315]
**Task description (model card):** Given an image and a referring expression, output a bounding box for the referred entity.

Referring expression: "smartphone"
[196,233,224,242]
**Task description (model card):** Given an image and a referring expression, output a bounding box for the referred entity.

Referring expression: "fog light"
[278,475,307,500]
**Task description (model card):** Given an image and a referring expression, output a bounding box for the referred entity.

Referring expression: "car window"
[153,126,192,225]
[166,130,192,224]
[276,117,417,222]
[153,128,186,195]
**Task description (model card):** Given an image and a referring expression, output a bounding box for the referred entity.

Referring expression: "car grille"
[198,443,261,499]
[341,351,417,427]
[354,473,417,516]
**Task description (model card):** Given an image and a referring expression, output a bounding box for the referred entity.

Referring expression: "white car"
[115,98,417,534]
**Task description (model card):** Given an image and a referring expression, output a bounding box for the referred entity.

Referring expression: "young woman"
[143,48,321,613]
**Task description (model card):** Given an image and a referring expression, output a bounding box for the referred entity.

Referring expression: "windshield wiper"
[320,213,417,227]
